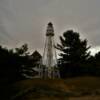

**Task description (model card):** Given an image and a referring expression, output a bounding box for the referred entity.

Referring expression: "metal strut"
[40,22,60,79]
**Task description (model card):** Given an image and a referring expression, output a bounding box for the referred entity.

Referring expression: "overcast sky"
[0,0,100,55]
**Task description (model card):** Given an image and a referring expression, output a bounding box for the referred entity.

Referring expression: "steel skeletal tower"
[40,22,60,78]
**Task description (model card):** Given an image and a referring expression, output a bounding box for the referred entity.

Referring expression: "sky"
[0,0,100,55]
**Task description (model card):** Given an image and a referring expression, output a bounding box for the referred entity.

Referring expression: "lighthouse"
[40,22,60,79]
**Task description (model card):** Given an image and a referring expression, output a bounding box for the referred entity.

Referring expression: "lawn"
[2,76,100,100]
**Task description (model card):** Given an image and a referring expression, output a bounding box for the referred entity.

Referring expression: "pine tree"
[56,30,90,77]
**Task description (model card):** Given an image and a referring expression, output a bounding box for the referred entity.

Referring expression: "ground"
[2,77,100,100]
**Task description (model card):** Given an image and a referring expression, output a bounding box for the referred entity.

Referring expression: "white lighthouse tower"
[40,22,60,78]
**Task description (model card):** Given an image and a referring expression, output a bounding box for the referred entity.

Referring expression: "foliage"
[15,44,29,56]
[56,30,91,77]
[0,44,41,85]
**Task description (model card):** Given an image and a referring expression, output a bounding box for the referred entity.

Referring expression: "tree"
[93,52,100,76]
[56,30,90,77]
[22,50,42,78]
[0,44,31,84]
[15,44,29,56]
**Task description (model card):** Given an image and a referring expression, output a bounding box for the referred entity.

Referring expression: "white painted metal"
[40,22,60,78]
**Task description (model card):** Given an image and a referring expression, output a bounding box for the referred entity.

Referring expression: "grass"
[2,76,100,100]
